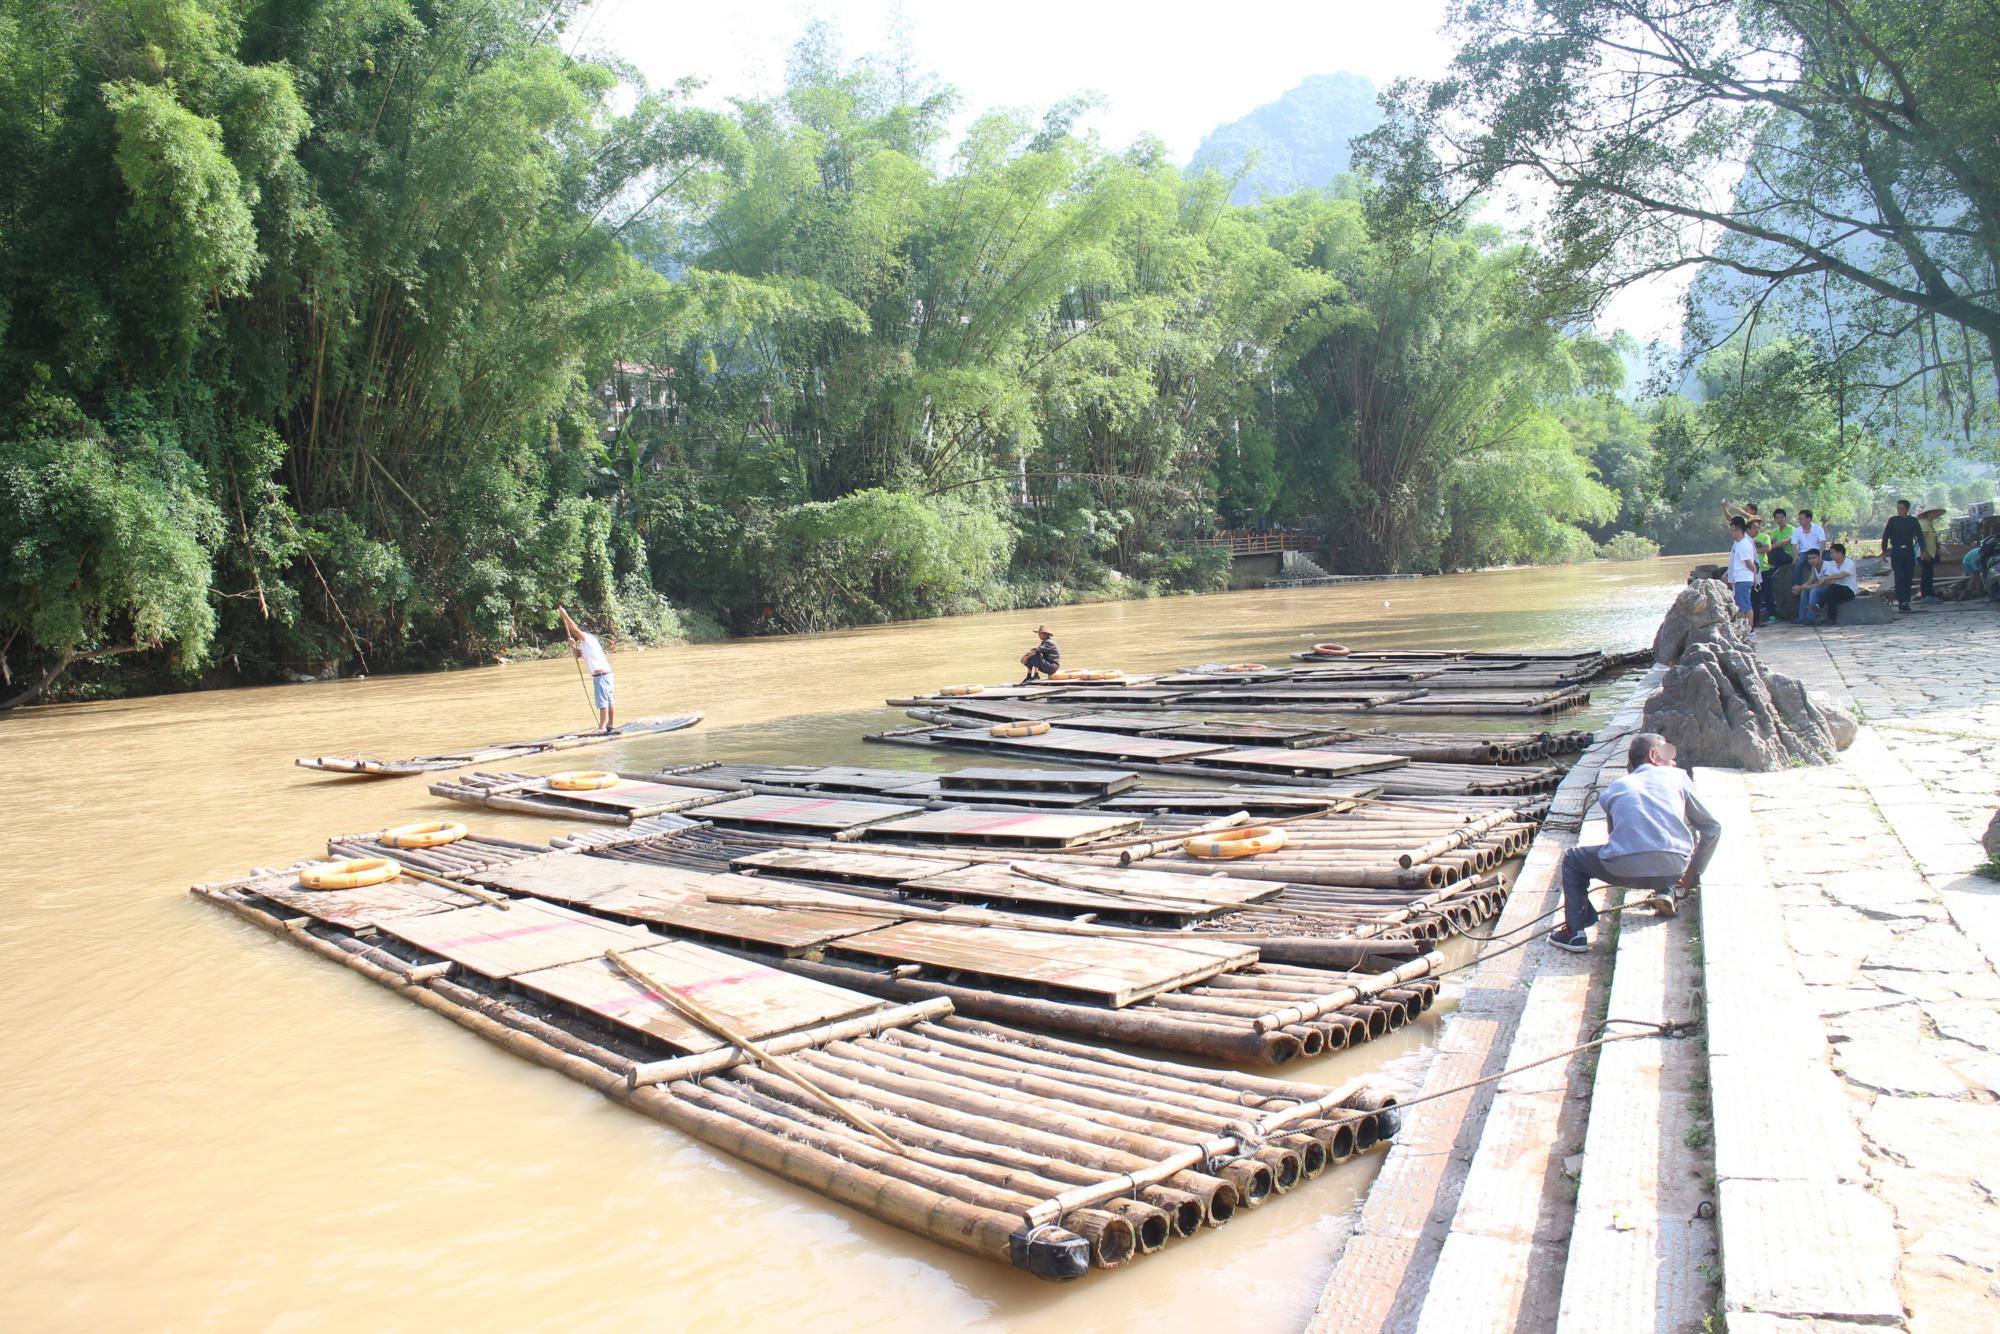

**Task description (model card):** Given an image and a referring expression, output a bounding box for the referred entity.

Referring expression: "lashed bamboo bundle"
[192,877,1401,1279]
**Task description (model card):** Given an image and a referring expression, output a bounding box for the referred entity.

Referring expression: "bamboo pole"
[605,948,906,1155]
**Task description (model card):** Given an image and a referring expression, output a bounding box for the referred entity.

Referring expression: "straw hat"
[1034,624,1053,635]
[1918,506,1946,520]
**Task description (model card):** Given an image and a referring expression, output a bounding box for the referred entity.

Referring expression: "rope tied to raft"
[1430,896,1666,981]
[1313,1015,1702,1129]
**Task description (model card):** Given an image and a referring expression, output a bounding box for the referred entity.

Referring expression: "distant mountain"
[1187,73,1383,205]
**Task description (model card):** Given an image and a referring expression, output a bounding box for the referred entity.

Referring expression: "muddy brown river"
[0,558,1697,1330]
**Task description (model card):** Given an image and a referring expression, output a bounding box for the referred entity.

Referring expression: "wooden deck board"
[693,793,921,833]
[833,920,1256,1005]
[931,726,1227,762]
[1185,745,1411,778]
[935,766,1140,793]
[473,852,710,905]
[510,941,882,1052]
[247,873,484,928]
[731,847,975,886]
[863,807,1142,848]
[377,900,655,978]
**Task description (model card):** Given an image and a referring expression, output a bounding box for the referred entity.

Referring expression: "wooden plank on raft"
[730,847,975,886]
[877,781,1107,808]
[510,940,883,1052]
[898,862,1284,916]
[832,920,1257,1006]
[1095,788,1344,816]
[694,793,921,834]
[472,852,709,905]
[376,899,655,978]
[1185,745,1412,778]
[863,807,1144,848]
[935,766,1140,794]
[529,777,727,814]
[929,726,1227,762]
[244,871,485,929]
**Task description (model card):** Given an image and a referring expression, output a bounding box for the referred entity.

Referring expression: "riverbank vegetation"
[2,2,1990,704]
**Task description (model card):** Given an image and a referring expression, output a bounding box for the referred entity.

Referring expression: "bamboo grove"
[0,2,1984,705]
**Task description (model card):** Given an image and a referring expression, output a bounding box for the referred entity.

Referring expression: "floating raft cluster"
[196,853,1401,1279]
[296,712,702,776]
[890,648,1646,718]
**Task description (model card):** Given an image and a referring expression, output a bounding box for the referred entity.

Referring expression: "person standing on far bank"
[1792,509,1826,592]
[1547,732,1722,952]
[559,607,616,732]
[1727,515,1760,639]
[1917,506,1945,602]
[1880,500,1922,612]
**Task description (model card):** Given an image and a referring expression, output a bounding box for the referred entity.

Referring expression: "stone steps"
[1553,805,1716,1333]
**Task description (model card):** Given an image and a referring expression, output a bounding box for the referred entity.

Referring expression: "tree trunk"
[0,650,77,711]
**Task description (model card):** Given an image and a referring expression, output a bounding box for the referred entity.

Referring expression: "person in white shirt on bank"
[559,607,616,731]
[1791,509,1827,595]
[1798,542,1860,626]
[1727,515,1760,639]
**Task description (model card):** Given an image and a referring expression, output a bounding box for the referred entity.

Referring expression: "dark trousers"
[1559,846,1679,935]
[1821,584,1855,623]
[1890,547,1916,607]
[1024,650,1059,677]
[1920,558,1936,598]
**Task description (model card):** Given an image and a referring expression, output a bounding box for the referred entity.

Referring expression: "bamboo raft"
[905,700,1593,766]
[195,862,1402,1277]
[427,770,752,823]
[453,844,1448,1064]
[296,712,703,776]
[867,724,1564,797]
[890,647,1647,717]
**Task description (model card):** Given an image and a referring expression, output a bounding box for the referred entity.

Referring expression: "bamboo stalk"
[604,948,905,1155]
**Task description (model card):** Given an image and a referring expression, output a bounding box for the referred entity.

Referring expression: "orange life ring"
[380,821,468,849]
[940,685,984,697]
[1050,669,1122,682]
[299,856,401,890]
[1183,826,1289,859]
[1311,642,1351,657]
[1222,662,1268,673]
[550,770,621,791]
[991,721,1051,738]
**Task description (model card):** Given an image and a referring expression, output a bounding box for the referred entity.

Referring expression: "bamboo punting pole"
[605,948,906,1155]
[624,999,954,1088]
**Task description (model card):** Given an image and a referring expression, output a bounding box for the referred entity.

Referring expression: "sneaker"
[1646,892,1679,917]
[1546,928,1591,953]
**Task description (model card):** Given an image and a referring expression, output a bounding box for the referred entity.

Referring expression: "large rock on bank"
[1644,582,1856,769]
[1985,810,2000,862]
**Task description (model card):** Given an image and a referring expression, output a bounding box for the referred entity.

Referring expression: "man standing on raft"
[1019,624,1060,684]
[559,607,616,732]
[1547,732,1721,953]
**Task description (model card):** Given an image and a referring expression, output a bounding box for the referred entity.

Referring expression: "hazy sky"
[586,0,1681,340]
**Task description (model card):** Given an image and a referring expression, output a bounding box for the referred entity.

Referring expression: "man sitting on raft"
[559,607,616,732]
[1548,732,1721,953]
[1019,624,1060,684]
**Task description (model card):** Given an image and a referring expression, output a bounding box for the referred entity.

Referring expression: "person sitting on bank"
[559,606,616,732]
[1880,499,1922,612]
[1019,624,1061,683]
[1792,547,1824,623]
[1800,542,1860,626]
[1792,508,1826,591]
[1548,732,1722,953]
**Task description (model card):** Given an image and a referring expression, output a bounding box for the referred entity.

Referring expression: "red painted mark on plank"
[755,799,842,818]
[960,813,1054,834]
[593,969,764,1014]
[426,921,575,951]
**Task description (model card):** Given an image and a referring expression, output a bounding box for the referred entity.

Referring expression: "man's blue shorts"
[592,672,615,708]
[1732,580,1755,614]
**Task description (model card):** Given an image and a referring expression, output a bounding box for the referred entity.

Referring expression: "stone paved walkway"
[1745,604,2000,1331]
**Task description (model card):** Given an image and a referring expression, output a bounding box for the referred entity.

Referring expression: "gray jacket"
[1596,764,1722,880]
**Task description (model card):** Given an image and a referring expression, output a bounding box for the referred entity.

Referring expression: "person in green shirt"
[1759,507,1797,622]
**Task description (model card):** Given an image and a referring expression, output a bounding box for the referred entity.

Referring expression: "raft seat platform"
[694,794,922,835]
[428,771,744,824]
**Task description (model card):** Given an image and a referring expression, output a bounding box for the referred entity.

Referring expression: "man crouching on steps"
[1547,732,1721,953]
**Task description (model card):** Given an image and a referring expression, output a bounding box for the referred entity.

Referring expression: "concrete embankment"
[1310,602,2000,1333]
